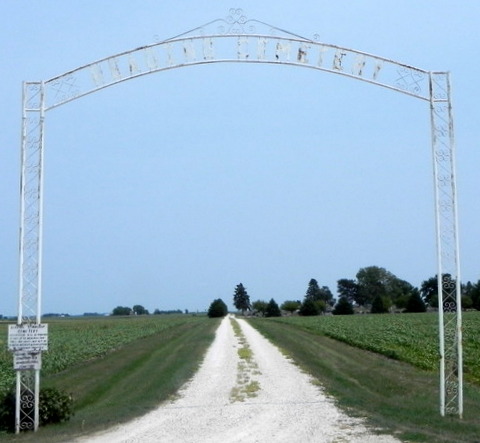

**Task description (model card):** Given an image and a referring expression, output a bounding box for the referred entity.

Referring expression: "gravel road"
[76,315,401,442]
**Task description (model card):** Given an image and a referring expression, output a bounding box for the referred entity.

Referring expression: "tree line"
[111,305,185,316]
[207,266,480,318]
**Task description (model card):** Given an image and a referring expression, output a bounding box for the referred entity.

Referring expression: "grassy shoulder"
[247,317,480,443]
[4,317,219,442]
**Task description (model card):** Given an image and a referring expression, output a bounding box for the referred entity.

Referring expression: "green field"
[1,312,479,442]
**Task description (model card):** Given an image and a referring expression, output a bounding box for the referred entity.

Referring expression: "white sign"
[13,351,42,370]
[8,324,48,352]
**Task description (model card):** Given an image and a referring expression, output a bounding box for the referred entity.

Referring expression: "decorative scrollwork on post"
[25,83,42,110]
[17,371,37,431]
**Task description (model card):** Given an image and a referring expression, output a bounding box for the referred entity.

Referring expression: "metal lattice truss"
[429,73,463,416]
[16,9,462,431]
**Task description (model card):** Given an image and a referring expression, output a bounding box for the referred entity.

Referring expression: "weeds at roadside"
[229,317,261,402]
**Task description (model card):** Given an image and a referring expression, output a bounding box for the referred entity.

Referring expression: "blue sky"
[1,2,479,315]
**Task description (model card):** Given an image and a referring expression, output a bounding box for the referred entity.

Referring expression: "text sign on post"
[8,324,48,352]
[13,352,42,370]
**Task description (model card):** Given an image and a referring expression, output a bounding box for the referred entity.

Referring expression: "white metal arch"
[15,9,462,432]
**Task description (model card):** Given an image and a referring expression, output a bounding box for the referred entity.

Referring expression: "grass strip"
[247,318,480,443]
[5,317,219,442]
[267,312,480,384]
[229,318,260,402]
[0,315,206,394]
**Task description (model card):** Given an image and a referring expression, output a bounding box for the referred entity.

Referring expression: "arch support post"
[430,72,463,417]
[14,81,46,432]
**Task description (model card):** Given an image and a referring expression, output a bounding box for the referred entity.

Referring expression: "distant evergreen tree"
[208,299,228,318]
[233,283,251,315]
[405,289,427,313]
[299,298,320,316]
[304,279,333,304]
[305,279,321,301]
[333,297,354,315]
[265,298,281,317]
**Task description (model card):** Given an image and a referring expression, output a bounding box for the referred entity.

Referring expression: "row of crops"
[271,311,480,385]
[0,315,202,394]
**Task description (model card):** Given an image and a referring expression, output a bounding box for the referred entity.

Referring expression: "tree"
[305,279,321,301]
[420,276,438,308]
[462,295,473,310]
[463,280,480,310]
[337,279,359,304]
[405,288,427,313]
[265,298,281,317]
[332,297,354,315]
[356,266,390,306]
[301,279,329,315]
[280,300,301,314]
[356,266,415,309]
[132,305,148,315]
[473,281,480,310]
[153,309,182,315]
[318,286,335,306]
[252,300,268,317]
[112,306,131,316]
[233,283,251,315]
[371,294,390,314]
[299,299,320,316]
[304,279,334,305]
[389,278,416,310]
[208,299,228,318]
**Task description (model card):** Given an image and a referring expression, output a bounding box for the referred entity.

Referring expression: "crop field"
[265,311,480,385]
[1,311,479,442]
[0,315,206,394]
[2,312,479,393]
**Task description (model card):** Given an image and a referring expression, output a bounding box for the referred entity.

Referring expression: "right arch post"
[429,71,463,417]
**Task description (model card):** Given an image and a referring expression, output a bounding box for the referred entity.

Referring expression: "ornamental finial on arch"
[226,8,247,25]
[217,8,256,35]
